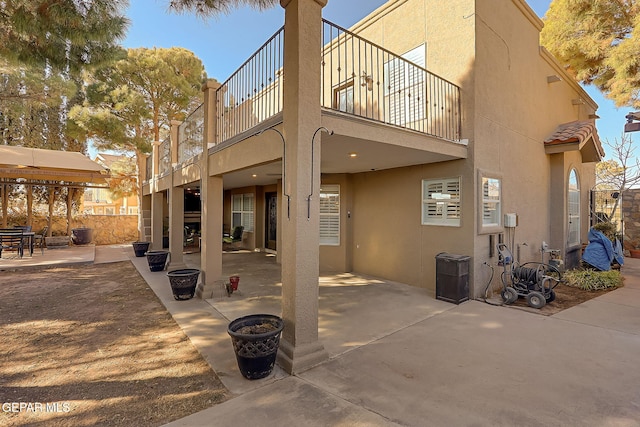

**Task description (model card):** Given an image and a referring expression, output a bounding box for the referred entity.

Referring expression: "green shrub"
[564,269,623,291]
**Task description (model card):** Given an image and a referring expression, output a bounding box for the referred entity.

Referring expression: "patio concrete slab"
[0,244,94,270]
[11,244,640,426]
[167,376,401,427]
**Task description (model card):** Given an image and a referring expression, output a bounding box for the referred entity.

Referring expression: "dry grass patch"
[0,261,227,427]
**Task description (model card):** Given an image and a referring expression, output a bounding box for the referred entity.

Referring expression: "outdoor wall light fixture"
[361,71,374,91]
[309,127,334,219]
[546,75,562,83]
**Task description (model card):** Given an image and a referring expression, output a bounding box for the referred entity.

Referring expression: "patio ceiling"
[0,145,110,185]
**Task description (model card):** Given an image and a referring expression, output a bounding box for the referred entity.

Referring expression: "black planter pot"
[167,268,200,300]
[145,250,170,272]
[71,228,93,245]
[228,314,284,380]
[132,241,151,257]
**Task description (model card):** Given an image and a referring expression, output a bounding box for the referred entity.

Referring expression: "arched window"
[568,169,580,246]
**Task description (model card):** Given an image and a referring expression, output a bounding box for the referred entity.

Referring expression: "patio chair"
[223,226,244,248]
[0,228,24,259]
[33,226,47,254]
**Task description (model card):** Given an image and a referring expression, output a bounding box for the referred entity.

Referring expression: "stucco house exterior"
[141,0,603,373]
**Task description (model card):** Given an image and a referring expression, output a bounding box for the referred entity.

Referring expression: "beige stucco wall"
[339,0,599,297]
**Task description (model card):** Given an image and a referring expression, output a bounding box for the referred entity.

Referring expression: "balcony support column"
[150,191,165,251]
[198,80,223,298]
[277,0,329,375]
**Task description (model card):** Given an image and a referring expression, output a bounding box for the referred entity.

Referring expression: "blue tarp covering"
[582,228,624,271]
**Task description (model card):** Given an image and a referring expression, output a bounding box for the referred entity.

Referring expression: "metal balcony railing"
[216,26,285,143]
[159,136,171,176]
[178,103,204,163]
[321,19,461,141]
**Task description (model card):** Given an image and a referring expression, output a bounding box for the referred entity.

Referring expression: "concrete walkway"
[5,245,640,426]
[129,248,640,427]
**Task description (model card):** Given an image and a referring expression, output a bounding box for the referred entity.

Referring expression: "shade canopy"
[0,146,110,184]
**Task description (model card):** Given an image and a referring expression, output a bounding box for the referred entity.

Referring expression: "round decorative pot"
[145,250,170,272]
[630,249,640,259]
[132,241,151,257]
[167,268,200,300]
[228,314,284,380]
[71,228,93,245]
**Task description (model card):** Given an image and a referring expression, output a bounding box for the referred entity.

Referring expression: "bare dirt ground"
[508,282,617,315]
[0,261,228,427]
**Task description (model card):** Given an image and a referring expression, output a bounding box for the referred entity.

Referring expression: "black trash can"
[435,253,470,304]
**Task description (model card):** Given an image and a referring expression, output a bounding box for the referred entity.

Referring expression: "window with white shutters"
[422,178,461,226]
[232,193,254,232]
[320,185,340,245]
[384,44,426,126]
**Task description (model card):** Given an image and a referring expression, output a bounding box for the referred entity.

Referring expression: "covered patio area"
[130,249,452,394]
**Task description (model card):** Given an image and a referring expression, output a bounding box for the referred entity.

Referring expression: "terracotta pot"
[630,249,640,259]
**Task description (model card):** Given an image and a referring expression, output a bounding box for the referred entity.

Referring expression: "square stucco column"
[198,174,223,298]
[277,0,329,375]
[151,191,165,251]
[168,185,187,270]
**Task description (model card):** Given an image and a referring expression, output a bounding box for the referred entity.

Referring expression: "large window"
[232,193,254,232]
[385,44,426,126]
[481,175,501,229]
[568,169,580,246]
[422,178,461,226]
[320,185,340,245]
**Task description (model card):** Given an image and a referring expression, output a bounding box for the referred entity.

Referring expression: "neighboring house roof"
[544,120,605,163]
[95,153,134,169]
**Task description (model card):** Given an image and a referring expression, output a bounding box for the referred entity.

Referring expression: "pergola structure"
[0,145,110,230]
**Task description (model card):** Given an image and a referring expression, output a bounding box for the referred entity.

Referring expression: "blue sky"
[120,0,627,158]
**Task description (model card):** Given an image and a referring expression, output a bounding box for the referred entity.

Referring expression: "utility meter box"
[504,213,518,228]
[435,253,470,304]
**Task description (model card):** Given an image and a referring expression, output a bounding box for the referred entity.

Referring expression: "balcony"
[148,19,464,188]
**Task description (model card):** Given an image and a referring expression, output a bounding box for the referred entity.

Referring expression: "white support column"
[277,0,329,374]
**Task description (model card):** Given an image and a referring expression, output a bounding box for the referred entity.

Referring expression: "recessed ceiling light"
[252,174,257,178]
[349,152,357,158]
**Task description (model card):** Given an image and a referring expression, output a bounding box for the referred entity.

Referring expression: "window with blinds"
[232,193,255,232]
[482,176,501,227]
[320,185,340,245]
[384,44,426,127]
[422,178,461,226]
